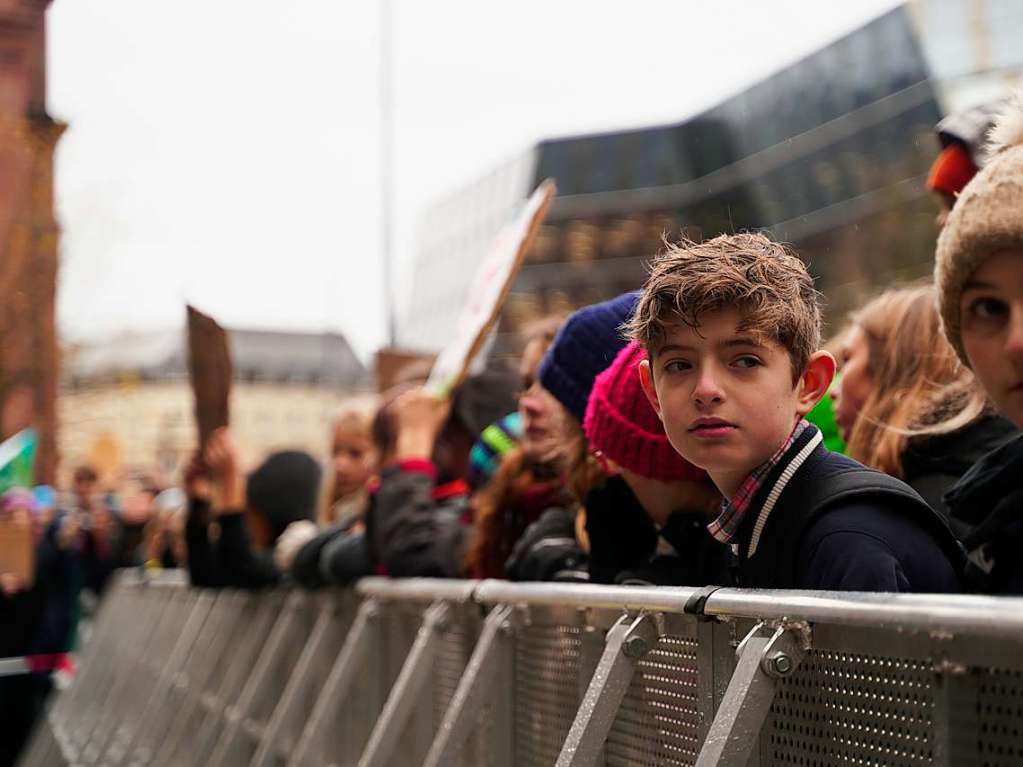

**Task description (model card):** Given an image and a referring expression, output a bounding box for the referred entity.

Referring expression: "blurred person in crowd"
[581,342,729,586]
[832,284,1016,532]
[504,293,638,581]
[465,317,578,578]
[67,464,118,596]
[630,233,964,592]
[285,398,393,586]
[114,473,161,567]
[366,369,517,577]
[142,488,187,570]
[289,369,516,586]
[184,429,321,588]
[935,93,1023,593]
[927,99,1005,228]
[318,405,378,529]
[0,489,78,767]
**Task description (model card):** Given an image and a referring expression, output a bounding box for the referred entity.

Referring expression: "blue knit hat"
[539,292,639,422]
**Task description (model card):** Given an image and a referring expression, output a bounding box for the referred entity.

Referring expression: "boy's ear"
[638,359,662,419]
[796,351,836,416]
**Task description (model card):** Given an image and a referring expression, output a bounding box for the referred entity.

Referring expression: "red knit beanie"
[583,342,706,482]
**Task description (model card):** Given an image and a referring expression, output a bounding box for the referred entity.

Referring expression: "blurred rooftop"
[65,327,367,389]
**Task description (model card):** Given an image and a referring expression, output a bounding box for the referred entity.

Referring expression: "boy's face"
[639,308,833,498]
[959,249,1023,429]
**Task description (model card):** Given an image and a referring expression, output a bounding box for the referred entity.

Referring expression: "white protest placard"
[425,179,556,397]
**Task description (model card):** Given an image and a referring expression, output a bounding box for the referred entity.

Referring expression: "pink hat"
[583,342,706,482]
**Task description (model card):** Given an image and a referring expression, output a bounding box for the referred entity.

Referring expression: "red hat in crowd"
[927,143,978,198]
[583,342,706,482]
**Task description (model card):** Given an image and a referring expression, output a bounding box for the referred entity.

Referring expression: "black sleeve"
[215,512,282,589]
[584,477,658,584]
[365,467,465,578]
[185,498,222,587]
[319,531,374,585]
[290,528,344,589]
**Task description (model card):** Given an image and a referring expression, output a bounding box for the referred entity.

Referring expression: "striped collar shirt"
[707,420,810,544]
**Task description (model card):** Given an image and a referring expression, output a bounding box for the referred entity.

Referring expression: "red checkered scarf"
[707,420,809,544]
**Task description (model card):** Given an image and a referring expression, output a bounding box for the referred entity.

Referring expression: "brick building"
[0,0,62,483]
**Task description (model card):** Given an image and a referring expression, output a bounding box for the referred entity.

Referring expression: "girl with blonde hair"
[832,283,1016,527]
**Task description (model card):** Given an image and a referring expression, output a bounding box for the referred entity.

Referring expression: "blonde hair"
[318,404,376,527]
[844,284,988,477]
[626,232,821,381]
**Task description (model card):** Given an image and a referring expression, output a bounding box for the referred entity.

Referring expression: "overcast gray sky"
[49,0,900,360]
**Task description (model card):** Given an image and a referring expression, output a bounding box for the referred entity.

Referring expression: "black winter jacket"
[733,425,964,593]
[584,475,731,587]
[504,506,588,582]
[364,462,469,579]
[185,499,280,589]
[944,433,1023,594]
[901,414,1017,537]
[290,525,372,589]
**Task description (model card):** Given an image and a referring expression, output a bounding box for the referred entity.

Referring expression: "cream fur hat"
[935,91,1023,366]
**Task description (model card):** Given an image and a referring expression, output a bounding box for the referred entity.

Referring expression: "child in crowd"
[466,317,576,579]
[290,370,516,585]
[184,428,322,588]
[504,293,638,581]
[631,233,964,592]
[273,405,379,576]
[832,284,1016,531]
[582,342,727,586]
[319,405,378,529]
[364,370,516,577]
[934,94,1023,593]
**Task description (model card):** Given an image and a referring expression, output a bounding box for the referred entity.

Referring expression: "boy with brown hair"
[631,232,964,591]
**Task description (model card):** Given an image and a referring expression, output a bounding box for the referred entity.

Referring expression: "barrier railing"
[17,571,1023,767]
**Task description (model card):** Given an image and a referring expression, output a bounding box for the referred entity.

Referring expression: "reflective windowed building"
[399,1,1023,353]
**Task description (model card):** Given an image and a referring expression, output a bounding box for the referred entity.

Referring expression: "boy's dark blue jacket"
[732,425,965,593]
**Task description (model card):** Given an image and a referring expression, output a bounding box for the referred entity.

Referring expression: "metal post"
[554,614,660,767]
[288,597,381,766]
[422,605,513,767]
[695,622,810,767]
[356,600,451,767]
[932,667,979,766]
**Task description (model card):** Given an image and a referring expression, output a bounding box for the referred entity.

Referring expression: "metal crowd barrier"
[17,570,1023,767]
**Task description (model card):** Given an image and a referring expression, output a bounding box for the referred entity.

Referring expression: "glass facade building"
[399,1,1023,352]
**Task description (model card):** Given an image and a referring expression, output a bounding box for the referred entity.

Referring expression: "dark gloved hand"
[505,507,586,582]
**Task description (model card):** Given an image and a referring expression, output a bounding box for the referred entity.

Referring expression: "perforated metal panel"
[767,650,936,766]
[433,620,468,727]
[514,623,583,766]
[431,614,495,767]
[976,668,1023,766]
[605,634,702,767]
